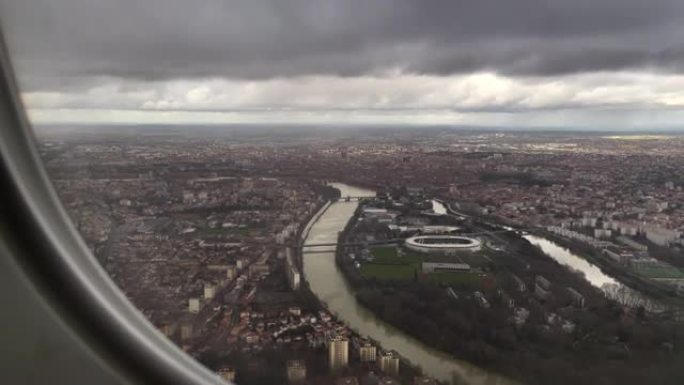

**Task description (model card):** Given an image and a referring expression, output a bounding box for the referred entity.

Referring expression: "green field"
[360,246,421,281]
[422,272,486,287]
[636,266,684,279]
[360,263,418,280]
[370,246,399,260]
[369,246,423,264]
[360,246,485,285]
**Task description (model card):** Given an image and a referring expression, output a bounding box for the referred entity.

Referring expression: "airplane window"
[3,1,684,385]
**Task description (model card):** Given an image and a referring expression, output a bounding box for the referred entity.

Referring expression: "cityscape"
[7,1,684,384]
[36,126,684,385]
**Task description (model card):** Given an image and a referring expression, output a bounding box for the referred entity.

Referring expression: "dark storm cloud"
[3,0,684,90]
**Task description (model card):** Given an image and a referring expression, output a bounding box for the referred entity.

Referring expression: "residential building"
[329,336,349,370]
[378,351,400,376]
[204,283,216,300]
[188,298,200,313]
[286,360,306,384]
[217,367,236,383]
[359,342,377,363]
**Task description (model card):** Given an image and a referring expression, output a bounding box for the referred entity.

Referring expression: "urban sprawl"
[38,127,684,385]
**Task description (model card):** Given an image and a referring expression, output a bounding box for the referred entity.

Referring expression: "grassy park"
[360,246,485,287]
[635,265,684,280]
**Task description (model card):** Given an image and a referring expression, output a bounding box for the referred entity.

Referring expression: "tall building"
[217,367,236,383]
[378,351,400,376]
[359,341,377,363]
[286,359,306,384]
[204,283,216,300]
[236,258,247,270]
[226,265,237,280]
[328,336,349,370]
[188,298,200,313]
[180,323,193,341]
[285,248,301,290]
[158,323,174,337]
[288,265,301,290]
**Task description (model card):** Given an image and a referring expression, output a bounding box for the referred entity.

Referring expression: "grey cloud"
[2,0,684,91]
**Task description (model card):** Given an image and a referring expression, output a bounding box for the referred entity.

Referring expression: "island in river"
[303,183,513,385]
[329,185,684,385]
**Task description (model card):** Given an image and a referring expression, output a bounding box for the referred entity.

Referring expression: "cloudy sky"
[3,0,684,128]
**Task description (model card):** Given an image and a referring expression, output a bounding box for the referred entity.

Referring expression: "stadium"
[405,235,482,255]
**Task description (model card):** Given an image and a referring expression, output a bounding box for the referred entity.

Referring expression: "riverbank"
[302,184,511,385]
[300,198,335,241]
[530,229,684,311]
[333,195,684,385]
[453,211,678,311]
[335,216,580,384]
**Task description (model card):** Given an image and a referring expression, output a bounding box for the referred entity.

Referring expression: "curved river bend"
[431,201,657,310]
[522,235,659,310]
[302,183,512,385]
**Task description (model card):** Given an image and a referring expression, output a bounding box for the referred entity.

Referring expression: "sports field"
[360,246,484,286]
[422,272,485,286]
[636,265,684,279]
[359,246,421,280]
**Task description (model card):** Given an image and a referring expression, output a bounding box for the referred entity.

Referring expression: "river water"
[302,186,658,384]
[428,201,657,309]
[432,200,448,215]
[523,235,619,288]
[522,235,659,310]
[302,183,512,385]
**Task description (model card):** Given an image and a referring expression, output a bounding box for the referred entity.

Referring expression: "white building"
[594,229,612,239]
[226,265,237,280]
[643,226,681,246]
[422,262,471,273]
[204,284,216,300]
[188,298,200,314]
[405,235,481,255]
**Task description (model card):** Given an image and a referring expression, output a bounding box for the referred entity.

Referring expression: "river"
[523,235,619,288]
[522,234,660,310]
[431,200,448,215]
[302,183,512,385]
[428,201,658,309]
[302,186,658,384]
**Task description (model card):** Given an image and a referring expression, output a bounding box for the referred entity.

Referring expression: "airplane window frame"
[0,29,226,385]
